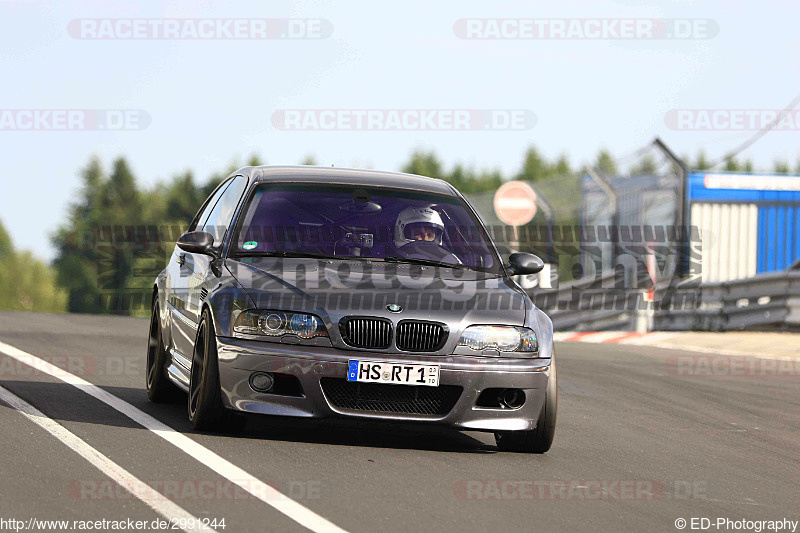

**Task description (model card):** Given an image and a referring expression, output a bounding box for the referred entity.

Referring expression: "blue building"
[687,171,800,281]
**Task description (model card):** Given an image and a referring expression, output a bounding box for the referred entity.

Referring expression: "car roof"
[239,166,457,196]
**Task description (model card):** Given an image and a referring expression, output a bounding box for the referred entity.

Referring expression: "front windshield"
[231,183,501,273]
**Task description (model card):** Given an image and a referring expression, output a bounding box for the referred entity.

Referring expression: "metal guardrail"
[527,271,635,331]
[527,270,800,332]
[656,271,800,331]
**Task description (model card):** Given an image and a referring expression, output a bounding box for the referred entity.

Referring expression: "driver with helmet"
[393,206,461,264]
[394,206,444,246]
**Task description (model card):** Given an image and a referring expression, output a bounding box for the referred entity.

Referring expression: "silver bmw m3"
[147,166,557,452]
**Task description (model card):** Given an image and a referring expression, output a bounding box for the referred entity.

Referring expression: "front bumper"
[216,336,552,433]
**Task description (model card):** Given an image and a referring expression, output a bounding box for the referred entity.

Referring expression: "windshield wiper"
[382,256,467,270]
[232,251,474,270]
[231,250,370,261]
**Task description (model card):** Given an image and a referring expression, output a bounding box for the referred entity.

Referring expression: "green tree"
[0,219,67,312]
[595,149,617,176]
[400,151,503,194]
[202,159,245,198]
[774,161,790,174]
[50,155,273,315]
[517,147,550,182]
[247,153,264,167]
[629,155,658,176]
[161,171,203,224]
[694,151,711,170]
[553,155,571,177]
[724,158,744,172]
[300,155,317,166]
[53,158,107,313]
[401,150,443,179]
[444,165,503,194]
[103,158,141,216]
[0,220,11,258]
[99,158,143,301]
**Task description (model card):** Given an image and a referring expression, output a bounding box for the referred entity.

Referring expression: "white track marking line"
[0,340,349,533]
[0,384,212,533]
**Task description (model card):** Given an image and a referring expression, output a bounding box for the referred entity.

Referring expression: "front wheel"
[188,309,244,432]
[495,357,557,453]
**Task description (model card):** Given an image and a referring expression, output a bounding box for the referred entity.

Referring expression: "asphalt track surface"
[0,311,797,532]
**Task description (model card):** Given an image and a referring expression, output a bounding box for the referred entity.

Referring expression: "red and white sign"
[493,181,537,226]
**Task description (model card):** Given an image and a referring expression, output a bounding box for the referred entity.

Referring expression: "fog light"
[499,388,525,409]
[249,372,275,393]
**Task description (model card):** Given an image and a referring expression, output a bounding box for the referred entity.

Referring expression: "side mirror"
[507,252,544,275]
[177,231,216,257]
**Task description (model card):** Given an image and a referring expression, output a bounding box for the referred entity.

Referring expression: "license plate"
[347,360,440,387]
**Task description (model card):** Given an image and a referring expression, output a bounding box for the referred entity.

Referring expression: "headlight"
[233,310,328,339]
[457,326,537,353]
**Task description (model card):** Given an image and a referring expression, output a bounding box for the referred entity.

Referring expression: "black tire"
[146,295,182,403]
[495,357,557,453]
[188,309,244,432]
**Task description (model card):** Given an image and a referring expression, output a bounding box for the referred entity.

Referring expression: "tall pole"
[527,183,556,266]
[652,137,689,278]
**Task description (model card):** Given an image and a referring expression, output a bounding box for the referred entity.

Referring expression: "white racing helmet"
[394,206,445,248]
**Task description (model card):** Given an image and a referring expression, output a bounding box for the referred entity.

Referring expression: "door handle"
[177,253,186,266]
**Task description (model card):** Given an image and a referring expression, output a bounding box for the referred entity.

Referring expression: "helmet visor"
[404,222,442,242]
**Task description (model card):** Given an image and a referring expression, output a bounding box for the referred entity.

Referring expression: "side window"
[201,175,248,249]
[189,179,231,232]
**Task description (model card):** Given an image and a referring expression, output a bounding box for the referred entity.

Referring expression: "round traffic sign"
[493,181,537,226]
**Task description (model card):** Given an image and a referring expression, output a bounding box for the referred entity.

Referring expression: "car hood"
[225,257,530,329]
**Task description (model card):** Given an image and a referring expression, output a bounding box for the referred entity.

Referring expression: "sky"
[2,0,800,261]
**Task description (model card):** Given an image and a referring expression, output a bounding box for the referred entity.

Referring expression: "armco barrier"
[707,271,799,331]
[529,271,636,331]
[530,271,800,332]
[655,271,800,331]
